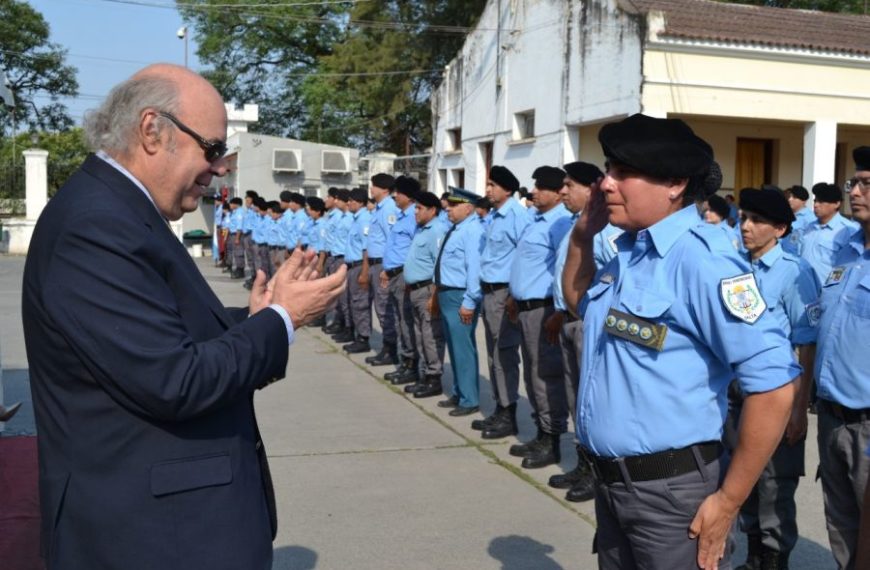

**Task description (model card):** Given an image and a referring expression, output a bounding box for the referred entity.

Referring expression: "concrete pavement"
[0,253,837,569]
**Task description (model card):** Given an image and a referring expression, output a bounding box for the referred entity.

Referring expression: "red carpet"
[0,436,43,570]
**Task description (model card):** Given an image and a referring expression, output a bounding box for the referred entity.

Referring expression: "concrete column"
[24,149,49,221]
[802,120,837,190]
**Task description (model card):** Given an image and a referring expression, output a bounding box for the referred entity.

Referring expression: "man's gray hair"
[83,76,180,154]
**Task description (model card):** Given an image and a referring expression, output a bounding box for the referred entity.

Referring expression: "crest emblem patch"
[387,215,397,225]
[826,266,846,286]
[805,301,822,327]
[720,273,766,324]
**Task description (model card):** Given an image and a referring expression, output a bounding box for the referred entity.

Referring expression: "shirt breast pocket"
[619,288,674,320]
[520,232,549,261]
[846,275,870,318]
[487,232,510,256]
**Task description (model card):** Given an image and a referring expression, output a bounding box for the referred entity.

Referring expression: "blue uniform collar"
[376,196,394,211]
[632,205,700,257]
[845,227,866,255]
[534,202,567,222]
[420,218,437,231]
[454,213,476,230]
[748,242,784,269]
[401,203,415,216]
[493,198,520,218]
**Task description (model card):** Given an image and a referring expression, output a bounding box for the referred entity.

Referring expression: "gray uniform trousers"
[348,264,373,338]
[594,456,734,570]
[326,257,349,327]
[817,403,870,570]
[559,317,583,426]
[228,235,242,270]
[369,262,397,346]
[516,304,568,435]
[257,245,273,279]
[481,288,522,407]
[409,285,444,376]
[269,248,285,272]
[243,233,256,276]
[387,273,416,360]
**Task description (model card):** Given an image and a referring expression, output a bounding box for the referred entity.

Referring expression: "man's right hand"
[358,266,370,289]
[270,247,347,327]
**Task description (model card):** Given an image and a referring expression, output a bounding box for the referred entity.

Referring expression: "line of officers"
[215,115,869,570]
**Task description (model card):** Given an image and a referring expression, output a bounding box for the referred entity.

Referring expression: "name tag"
[826,266,846,286]
[603,308,668,351]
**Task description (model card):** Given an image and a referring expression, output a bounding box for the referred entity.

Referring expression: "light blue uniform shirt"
[577,206,800,457]
[304,217,325,253]
[797,213,858,283]
[814,228,870,409]
[437,210,450,227]
[322,208,341,254]
[404,218,448,284]
[278,209,296,248]
[346,209,372,263]
[383,204,418,270]
[332,211,352,257]
[746,243,820,346]
[480,198,531,284]
[242,206,258,233]
[299,214,315,246]
[436,214,485,310]
[229,207,244,233]
[265,217,281,246]
[592,223,625,269]
[366,196,400,258]
[251,213,267,244]
[509,203,571,301]
[793,207,815,233]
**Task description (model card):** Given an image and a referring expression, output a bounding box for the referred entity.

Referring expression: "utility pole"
[177,26,189,68]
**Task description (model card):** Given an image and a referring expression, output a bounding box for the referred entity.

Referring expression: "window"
[447,127,462,152]
[513,110,535,141]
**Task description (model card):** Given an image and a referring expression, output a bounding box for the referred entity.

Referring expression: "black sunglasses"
[158,111,228,163]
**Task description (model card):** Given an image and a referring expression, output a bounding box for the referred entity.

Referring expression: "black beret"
[706,194,730,220]
[266,201,281,212]
[785,185,809,201]
[476,197,492,209]
[290,192,307,206]
[854,146,870,171]
[533,166,567,191]
[279,190,293,202]
[489,165,520,194]
[563,161,603,186]
[349,187,368,203]
[245,190,259,199]
[230,197,243,206]
[394,176,421,198]
[739,187,795,236]
[337,189,350,202]
[440,192,451,201]
[703,162,723,197]
[812,182,842,203]
[306,196,326,212]
[598,113,713,179]
[327,187,340,198]
[416,191,441,210]
[371,173,396,190]
[254,197,268,210]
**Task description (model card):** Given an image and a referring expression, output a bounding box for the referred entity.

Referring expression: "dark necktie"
[433,224,457,287]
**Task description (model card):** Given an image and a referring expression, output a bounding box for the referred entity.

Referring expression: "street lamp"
[177,26,188,68]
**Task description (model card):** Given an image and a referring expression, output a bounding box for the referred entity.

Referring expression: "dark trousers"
[370,262,396,346]
[438,289,480,408]
[481,289,521,408]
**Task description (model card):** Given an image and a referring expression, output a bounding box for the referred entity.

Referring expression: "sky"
[28,0,202,125]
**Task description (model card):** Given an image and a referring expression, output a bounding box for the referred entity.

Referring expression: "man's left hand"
[544,311,564,345]
[459,306,474,325]
[689,489,740,570]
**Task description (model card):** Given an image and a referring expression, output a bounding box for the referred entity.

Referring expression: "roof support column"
[802,120,837,191]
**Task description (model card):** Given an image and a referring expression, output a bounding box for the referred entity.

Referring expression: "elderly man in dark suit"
[21,63,345,570]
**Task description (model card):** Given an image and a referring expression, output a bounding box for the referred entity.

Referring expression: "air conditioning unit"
[321,149,351,173]
[273,149,302,172]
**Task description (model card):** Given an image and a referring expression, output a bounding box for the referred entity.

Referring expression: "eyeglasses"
[845,177,870,193]
[158,111,227,163]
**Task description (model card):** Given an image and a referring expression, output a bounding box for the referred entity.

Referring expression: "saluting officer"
[381,176,421,385]
[475,165,528,439]
[814,146,870,570]
[342,188,374,353]
[434,187,485,416]
[562,114,799,570]
[401,191,448,399]
[728,187,820,570]
[507,166,572,470]
[797,182,858,284]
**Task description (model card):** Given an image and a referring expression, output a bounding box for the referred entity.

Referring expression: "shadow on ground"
[488,535,563,570]
[273,545,318,569]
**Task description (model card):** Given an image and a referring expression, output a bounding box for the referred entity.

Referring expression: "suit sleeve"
[42,211,289,422]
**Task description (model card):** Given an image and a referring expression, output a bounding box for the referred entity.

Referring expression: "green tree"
[0,0,79,134]
[0,129,89,203]
[721,0,868,13]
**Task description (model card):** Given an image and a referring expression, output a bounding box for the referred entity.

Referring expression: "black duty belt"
[368,257,383,265]
[582,442,722,485]
[385,267,404,278]
[481,281,509,293]
[515,298,554,312]
[270,246,281,251]
[256,242,268,247]
[818,399,870,424]
[330,255,344,261]
[436,285,463,292]
[562,310,579,323]
[407,279,433,291]
[346,260,364,269]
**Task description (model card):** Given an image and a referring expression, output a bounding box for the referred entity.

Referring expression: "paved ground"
[0,253,838,569]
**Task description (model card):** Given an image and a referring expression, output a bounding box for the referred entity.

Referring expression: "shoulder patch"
[805,301,822,327]
[720,273,767,324]
[363,226,370,236]
[387,214,397,225]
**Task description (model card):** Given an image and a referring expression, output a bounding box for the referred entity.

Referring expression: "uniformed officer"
[343,188,374,353]
[249,197,270,288]
[264,201,283,277]
[475,165,528,439]
[813,146,870,570]
[241,190,259,284]
[727,187,820,570]
[475,197,493,229]
[548,161,602,503]
[217,201,232,270]
[705,194,742,251]
[507,166,572,469]
[562,114,799,570]
[797,182,859,283]
[401,191,448,399]
[324,189,352,335]
[434,186,484,416]
[784,185,815,234]
[288,192,310,250]
[227,197,245,279]
[381,176,421,385]
[361,174,400,364]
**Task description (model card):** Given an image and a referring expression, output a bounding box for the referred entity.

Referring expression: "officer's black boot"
[389,360,418,385]
[324,321,344,334]
[384,359,411,381]
[509,428,545,458]
[759,546,789,570]
[549,445,588,489]
[231,268,245,279]
[521,432,561,469]
[471,405,503,431]
[481,403,518,440]
[343,336,371,354]
[309,316,326,328]
[413,375,443,398]
[565,455,595,502]
[331,328,355,343]
[367,343,398,366]
[404,376,424,394]
[736,534,763,570]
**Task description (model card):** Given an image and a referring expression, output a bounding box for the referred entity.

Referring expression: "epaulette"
[689,224,734,254]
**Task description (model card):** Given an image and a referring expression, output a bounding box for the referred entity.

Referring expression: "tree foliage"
[721,0,868,13]
[0,128,89,203]
[0,0,79,135]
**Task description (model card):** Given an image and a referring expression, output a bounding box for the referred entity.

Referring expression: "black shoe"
[509,429,545,458]
[736,535,763,570]
[309,316,326,328]
[231,268,245,279]
[565,473,595,502]
[413,377,443,399]
[759,547,789,570]
[384,359,412,381]
[471,405,502,431]
[481,404,518,440]
[522,433,562,469]
[243,279,253,290]
[389,367,418,386]
[367,345,398,366]
[0,402,22,422]
[324,322,344,334]
[448,405,479,417]
[332,330,355,343]
[343,338,371,354]
[222,266,232,273]
[404,381,422,394]
[549,449,589,489]
[437,395,460,408]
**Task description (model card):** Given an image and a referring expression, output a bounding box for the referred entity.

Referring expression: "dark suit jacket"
[22,155,289,569]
